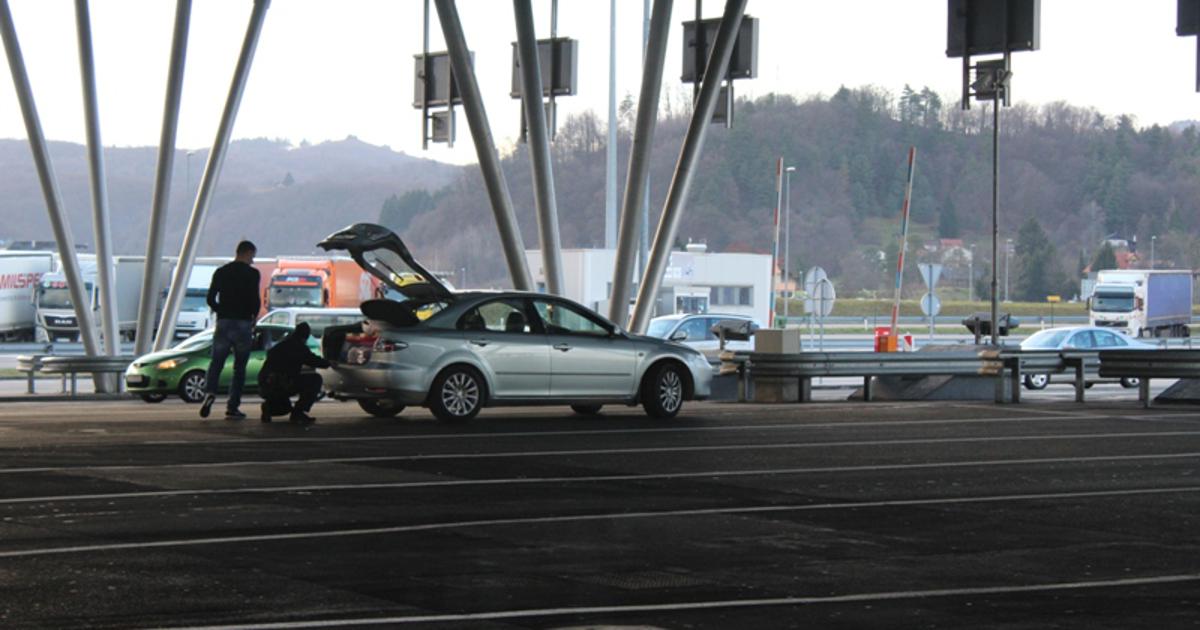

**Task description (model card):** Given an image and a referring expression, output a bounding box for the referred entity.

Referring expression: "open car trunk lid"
[317,223,454,301]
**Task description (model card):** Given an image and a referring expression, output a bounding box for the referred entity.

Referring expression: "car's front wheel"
[429,365,484,422]
[358,398,405,417]
[1120,377,1140,389]
[140,392,167,403]
[178,370,208,403]
[1023,374,1049,390]
[642,362,686,419]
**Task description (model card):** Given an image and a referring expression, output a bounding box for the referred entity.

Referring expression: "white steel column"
[604,0,617,249]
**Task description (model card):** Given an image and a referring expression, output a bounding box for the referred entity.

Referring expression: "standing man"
[200,240,260,420]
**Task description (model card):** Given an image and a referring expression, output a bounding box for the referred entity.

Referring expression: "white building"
[525,243,771,324]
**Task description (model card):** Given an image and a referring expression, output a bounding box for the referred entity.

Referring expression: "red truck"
[267,258,382,310]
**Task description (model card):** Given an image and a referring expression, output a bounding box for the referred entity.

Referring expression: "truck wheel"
[140,393,167,403]
[358,398,404,418]
[1023,374,1049,390]
[178,370,208,403]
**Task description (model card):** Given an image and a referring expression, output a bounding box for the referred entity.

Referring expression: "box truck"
[267,257,382,310]
[1089,269,1193,338]
[0,251,55,340]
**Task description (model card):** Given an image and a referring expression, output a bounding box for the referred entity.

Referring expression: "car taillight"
[374,339,408,353]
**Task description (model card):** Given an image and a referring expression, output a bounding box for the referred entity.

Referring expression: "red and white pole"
[890,146,917,340]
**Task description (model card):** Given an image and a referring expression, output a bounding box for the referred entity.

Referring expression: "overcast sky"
[1,1,1195,165]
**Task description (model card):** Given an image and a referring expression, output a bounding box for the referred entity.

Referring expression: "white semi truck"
[1089,269,1193,338]
[0,251,56,340]
[172,261,220,340]
[35,256,174,343]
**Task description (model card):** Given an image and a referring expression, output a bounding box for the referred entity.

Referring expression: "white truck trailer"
[1089,269,1193,338]
[35,256,174,342]
[0,251,55,340]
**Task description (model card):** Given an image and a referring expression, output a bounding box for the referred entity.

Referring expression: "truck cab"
[35,270,96,342]
[1088,269,1193,338]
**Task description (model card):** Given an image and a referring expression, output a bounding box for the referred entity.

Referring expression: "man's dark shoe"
[289,412,315,425]
[225,409,247,421]
[199,393,216,419]
[260,401,272,424]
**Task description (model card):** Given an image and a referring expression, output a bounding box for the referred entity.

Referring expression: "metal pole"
[782,166,794,324]
[990,92,1000,346]
[638,0,651,284]
[421,0,429,150]
[155,0,270,350]
[891,146,916,338]
[968,246,974,303]
[604,0,618,249]
[434,0,532,290]
[609,0,671,325]
[513,0,563,295]
[135,0,190,356]
[630,0,747,333]
[74,0,118,358]
[1151,235,1156,269]
[1004,237,1011,302]
[0,0,100,357]
[767,157,783,328]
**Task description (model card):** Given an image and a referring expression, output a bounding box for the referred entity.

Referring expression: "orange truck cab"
[268,258,381,309]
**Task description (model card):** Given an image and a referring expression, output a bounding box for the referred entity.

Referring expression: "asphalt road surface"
[1,397,1198,629]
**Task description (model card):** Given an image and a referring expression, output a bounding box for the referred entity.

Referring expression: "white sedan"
[1019,325,1158,389]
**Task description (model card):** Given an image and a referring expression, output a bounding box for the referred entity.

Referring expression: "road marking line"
[3,451,1199,505]
[154,573,1200,629]
[6,429,1200,474]
[4,485,1200,559]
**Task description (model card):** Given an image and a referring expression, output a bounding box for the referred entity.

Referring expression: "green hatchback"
[124,324,319,403]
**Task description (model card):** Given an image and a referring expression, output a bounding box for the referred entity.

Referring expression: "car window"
[1068,331,1096,349]
[676,317,708,342]
[533,300,610,337]
[261,312,288,326]
[1093,330,1124,347]
[458,299,534,334]
[251,329,271,351]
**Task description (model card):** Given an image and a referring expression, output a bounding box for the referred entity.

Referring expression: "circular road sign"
[920,292,941,317]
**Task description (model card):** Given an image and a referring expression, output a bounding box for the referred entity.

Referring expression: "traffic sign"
[920,292,941,317]
[804,267,835,317]
[918,263,943,289]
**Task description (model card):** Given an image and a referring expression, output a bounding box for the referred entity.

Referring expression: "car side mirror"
[669,330,688,341]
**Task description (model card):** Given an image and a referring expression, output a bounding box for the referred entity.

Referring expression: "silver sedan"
[315,223,712,421]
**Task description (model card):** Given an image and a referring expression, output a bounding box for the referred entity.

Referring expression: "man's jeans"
[206,319,253,411]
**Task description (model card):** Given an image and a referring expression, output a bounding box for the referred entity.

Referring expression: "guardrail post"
[1073,359,1086,403]
[799,377,812,403]
[1008,358,1021,404]
[863,376,873,402]
[736,363,747,403]
[1139,378,1152,409]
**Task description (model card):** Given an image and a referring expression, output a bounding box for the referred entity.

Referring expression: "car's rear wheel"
[358,398,405,417]
[571,404,603,416]
[178,370,207,403]
[139,392,167,403]
[430,365,484,422]
[642,362,685,419]
[1120,377,1140,389]
[1023,374,1049,390]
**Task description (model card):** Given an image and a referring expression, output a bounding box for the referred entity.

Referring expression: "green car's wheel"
[358,398,405,418]
[178,370,208,404]
[140,393,167,403]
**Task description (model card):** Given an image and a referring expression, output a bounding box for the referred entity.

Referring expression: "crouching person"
[258,322,331,425]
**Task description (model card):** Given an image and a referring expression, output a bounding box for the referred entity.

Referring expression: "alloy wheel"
[441,371,480,417]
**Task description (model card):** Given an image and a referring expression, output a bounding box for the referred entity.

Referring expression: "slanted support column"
[513,0,563,295]
[155,0,270,350]
[434,0,532,291]
[0,0,100,357]
[629,0,747,333]
[136,0,191,356]
[608,0,671,326]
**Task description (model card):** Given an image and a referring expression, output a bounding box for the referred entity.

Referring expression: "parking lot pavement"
[1,398,1198,628]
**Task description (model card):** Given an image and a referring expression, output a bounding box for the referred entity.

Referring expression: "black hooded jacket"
[260,323,331,383]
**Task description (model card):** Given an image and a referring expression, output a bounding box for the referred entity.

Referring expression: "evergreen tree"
[938,204,960,238]
[1091,241,1118,272]
[1014,217,1065,301]
[378,190,436,233]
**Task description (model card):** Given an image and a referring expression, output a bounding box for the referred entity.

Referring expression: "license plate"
[125,375,149,387]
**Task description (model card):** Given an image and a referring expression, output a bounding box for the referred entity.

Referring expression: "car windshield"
[270,286,323,308]
[37,283,91,309]
[173,332,213,350]
[646,320,676,338]
[182,293,208,312]
[1022,329,1071,349]
[1092,291,1134,313]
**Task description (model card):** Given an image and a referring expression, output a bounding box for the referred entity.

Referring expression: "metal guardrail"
[18,354,135,396]
[998,350,1097,404]
[1098,349,1200,408]
[723,350,1003,402]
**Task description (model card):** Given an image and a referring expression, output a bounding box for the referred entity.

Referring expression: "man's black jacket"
[260,329,331,383]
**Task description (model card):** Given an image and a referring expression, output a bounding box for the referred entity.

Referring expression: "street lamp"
[1004,238,1012,302]
[782,166,795,324]
[185,150,194,194]
[1150,235,1157,269]
[968,244,976,303]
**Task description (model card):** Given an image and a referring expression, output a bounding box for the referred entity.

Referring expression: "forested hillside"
[391,87,1200,300]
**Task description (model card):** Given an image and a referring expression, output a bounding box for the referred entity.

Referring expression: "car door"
[217,326,274,389]
[455,298,549,399]
[532,298,636,398]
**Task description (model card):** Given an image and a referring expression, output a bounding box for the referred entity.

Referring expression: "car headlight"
[156,358,185,371]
